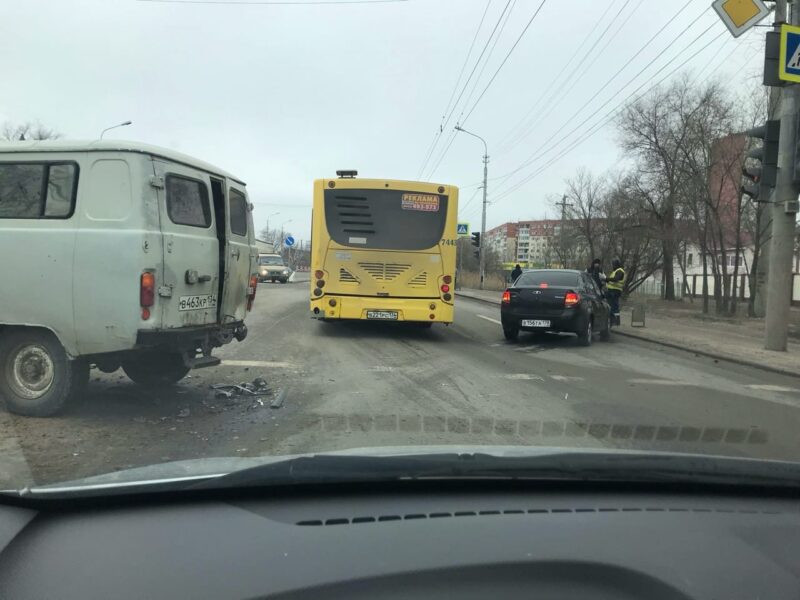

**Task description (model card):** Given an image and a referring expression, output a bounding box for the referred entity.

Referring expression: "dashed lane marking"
[499,374,545,380]
[550,375,585,382]
[476,314,502,325]
[627,378,692,386]
[746,384,800,393]
[223,360,297,369]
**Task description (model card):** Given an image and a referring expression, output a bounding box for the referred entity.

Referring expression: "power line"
[502,0,695,159]
[492,9,716,193]
[416,0,493,179]
[459,0,548,126]
[137,0,407,4]
[493,29,728,203]
[499,0,633,155]
[495,0,620,154]
[417,0,514,178]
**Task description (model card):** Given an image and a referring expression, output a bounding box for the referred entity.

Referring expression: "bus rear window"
[516,271,579,287]
[324,189,448,250]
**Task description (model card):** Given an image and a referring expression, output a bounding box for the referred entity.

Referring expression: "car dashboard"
[0,485,798,599]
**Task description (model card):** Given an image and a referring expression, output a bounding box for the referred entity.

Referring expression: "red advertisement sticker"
[401,193,440,212]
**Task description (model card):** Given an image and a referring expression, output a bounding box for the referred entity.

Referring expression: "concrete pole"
[755,0,787,317]
[480,153,488,290]
[765,0,799,351]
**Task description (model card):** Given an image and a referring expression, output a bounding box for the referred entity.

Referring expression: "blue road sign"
[456,222,470,237]
[779,24,800,83]
[284,236,295,247]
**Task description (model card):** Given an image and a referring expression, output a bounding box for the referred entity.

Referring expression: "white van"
[0,140,258,416]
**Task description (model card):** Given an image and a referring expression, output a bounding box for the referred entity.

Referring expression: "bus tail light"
[502,290,511,304]
[247,275,258,311]
[564,291,580,307]
[442,275,452,284]
[440,284,450,293]
[314,270,325,280]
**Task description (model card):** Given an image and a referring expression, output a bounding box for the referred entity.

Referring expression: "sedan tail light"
[502,290,511,304]
[564,291,580,307]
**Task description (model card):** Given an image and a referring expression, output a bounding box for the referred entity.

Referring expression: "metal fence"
[629,274,800,305]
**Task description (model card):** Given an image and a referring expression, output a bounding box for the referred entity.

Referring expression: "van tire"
[122,351,191,386]
[0,330,84,417]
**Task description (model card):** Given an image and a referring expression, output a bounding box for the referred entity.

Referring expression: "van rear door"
[218,182,254,323]
[152,160,220,328]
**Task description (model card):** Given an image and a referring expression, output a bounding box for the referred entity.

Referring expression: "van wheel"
[0,330,86,417]
[122,351,191,386]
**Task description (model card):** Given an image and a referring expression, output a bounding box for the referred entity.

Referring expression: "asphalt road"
[3,280,800,488]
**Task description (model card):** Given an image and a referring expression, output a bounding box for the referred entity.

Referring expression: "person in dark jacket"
[510,264,523,283]
[586,258,605,294]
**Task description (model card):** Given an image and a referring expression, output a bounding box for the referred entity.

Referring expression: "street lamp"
[99,120,132,139]
[265,211,280,242]
[455,124,489,290]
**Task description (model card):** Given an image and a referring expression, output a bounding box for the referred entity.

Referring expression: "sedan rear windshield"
[258,256,283,265]
[515,271,579,287]
[324,188,448,250]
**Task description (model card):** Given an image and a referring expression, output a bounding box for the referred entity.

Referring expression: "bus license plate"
[367,310,398,320]
[179,294,218,311]
[522,319,550,328]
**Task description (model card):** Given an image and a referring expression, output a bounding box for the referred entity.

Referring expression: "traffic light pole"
[766,0,799,351]
[456,125,489,290]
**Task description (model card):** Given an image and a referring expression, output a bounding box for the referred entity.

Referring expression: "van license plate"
[179,294,218,311]
[522,319,550,328]
[366,310,398,320]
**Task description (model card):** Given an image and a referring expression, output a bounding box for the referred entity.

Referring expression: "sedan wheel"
[577,317,592,346]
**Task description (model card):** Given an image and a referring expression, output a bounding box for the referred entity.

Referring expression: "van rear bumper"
[135,321,247,351]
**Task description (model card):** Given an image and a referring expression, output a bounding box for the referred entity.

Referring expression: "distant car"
[257,253,290,283]
[500,269,611,345]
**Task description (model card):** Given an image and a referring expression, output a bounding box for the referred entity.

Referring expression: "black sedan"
[500,269,611,345]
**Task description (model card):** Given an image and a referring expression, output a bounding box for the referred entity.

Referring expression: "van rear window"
[166,175,211,228]
[0,162,77,219]
[229,188,248,236]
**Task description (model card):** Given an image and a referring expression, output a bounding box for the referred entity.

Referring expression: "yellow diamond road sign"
[712,0,771,38]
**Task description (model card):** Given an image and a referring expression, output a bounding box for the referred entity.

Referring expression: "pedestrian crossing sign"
[456,223,470,237]
[779,24,800,83]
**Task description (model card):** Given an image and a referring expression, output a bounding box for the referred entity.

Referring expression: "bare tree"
[1,121,62,141]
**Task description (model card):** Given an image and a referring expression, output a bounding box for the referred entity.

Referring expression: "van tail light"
[140,272,155,307]
[564,291,580,307]
[502,290,511,304]
[247,275,258,311]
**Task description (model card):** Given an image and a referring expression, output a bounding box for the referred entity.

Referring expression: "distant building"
[485,219,562,266]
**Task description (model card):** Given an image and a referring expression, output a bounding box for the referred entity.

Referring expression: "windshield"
[2,1,799,497]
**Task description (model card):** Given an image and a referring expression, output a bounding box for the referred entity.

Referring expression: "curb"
[456,291,799,380]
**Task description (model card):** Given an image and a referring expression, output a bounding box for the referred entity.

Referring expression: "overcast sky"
[1,0,765,241]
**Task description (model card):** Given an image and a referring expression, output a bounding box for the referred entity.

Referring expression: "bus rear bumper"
[310,295,453,323]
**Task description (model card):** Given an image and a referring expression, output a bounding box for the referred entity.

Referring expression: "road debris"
[177,408,190,418]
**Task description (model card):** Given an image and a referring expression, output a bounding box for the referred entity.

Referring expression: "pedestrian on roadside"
[586,258,605,295]
[510,264,523,283]
[606,258,625,326]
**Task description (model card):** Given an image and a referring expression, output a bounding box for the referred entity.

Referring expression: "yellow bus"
[310,172,458,327]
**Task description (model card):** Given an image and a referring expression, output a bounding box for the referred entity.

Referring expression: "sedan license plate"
[366,310,398,320]
[522,319,550,328]
[178,294,218,311]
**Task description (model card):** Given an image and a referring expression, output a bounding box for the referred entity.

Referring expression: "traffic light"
[471,232,480,247]
[742,119,780,202]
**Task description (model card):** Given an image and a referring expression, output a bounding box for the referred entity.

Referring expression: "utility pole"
[555,194,572,268]
[766,0,799,351]
[455,125,489,289]
[755,0,787,317]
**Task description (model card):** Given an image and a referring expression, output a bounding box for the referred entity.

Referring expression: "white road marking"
[550,375,585,382]
[223,360,296,369]
[369,366,395,372]
[746,384,800,393]
[627,378,691,386]
[500,374,545,380]
[476,314,502,325]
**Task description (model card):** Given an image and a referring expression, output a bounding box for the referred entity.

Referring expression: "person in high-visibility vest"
[606,258,625,326]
